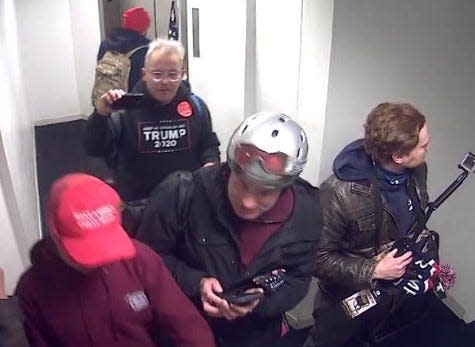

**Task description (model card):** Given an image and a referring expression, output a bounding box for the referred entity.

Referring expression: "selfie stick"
[425,152,475,222]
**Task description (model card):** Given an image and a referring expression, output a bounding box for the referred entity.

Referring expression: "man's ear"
[392,152,404,164]
[141,67,146,78]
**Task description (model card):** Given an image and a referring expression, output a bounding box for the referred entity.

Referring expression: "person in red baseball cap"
[15,173,216,347]
[46,173,135,267]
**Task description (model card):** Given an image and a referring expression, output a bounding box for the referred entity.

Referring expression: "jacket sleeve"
[254,252,315,318]
[136,173,207,297]
[83,112,118,157]
[0,297,29,347]
[254,186,322,318]
[315,181,377,291]
[195,98,220,164]
[135,242,216,347]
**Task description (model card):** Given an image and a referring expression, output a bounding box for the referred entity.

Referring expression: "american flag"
[168,0,179,40]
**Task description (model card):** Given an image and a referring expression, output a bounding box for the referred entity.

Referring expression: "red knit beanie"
[123,7,151,34]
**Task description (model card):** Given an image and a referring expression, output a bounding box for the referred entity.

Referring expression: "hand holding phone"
[111,93,145,110]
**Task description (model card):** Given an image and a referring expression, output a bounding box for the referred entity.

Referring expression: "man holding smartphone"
[85,38,220,202]
[136,113,322,347]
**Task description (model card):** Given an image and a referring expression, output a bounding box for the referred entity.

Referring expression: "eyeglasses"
[233,144,289,175]
[147,69,183,83]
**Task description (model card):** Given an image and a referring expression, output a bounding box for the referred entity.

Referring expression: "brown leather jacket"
[315,164,429,302]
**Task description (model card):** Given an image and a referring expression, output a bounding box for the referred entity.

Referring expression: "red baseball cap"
[46,173,136,267]
[123,7,151,34]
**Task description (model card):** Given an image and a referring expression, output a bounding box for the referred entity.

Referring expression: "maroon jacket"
[16,239,216,347]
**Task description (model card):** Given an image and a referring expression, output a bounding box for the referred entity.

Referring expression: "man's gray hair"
[144,38,185,66]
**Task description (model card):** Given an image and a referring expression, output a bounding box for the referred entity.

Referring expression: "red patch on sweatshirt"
[177,101,193,118]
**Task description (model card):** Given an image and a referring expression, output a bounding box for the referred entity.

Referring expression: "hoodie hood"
[98,28,150,58]
[333,140,417,236]
[30,238,66,272]
[333,139,373,182]
[29,238,96,283]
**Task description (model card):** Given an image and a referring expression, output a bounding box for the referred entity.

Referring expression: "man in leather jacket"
[137,113,322,347]
[305,102,435,347]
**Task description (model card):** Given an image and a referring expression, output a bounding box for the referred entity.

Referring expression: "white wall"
[69,1,101,115]
[0,0,42,268]
[254,0,333,185]
[186,0,248,155]
[0,0,101,290]
[186,0,334,178]
[15,0,79,120]
[0,133,25,293]
[321,0,475,322]
[0,0,29,291]
[254,0,301,117]
[296,0,333,184]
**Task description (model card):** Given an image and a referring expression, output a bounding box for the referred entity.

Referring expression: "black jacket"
[84,81,220,201]
[97,28,150,90]
[136,164,322,347]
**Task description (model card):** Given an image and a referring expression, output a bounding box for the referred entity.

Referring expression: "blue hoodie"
[333,139,417,236]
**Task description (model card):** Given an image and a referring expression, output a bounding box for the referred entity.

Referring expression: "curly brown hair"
[364,102,426,164]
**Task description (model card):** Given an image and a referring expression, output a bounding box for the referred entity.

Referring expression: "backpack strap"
[126,45,149,58]
[122,171,194,237]
[189,93,204,116]
[175,171,195,230]
[105,112,122,170]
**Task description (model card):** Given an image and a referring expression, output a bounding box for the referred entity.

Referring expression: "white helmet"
[227,112,308,189]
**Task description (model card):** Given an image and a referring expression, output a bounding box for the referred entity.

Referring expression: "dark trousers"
[303,293,431,347]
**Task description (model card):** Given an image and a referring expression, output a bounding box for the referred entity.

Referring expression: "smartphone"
[111,93,145,110]
[217,290,264,305]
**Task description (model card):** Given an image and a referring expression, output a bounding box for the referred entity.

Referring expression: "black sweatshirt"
[84,81,220,201]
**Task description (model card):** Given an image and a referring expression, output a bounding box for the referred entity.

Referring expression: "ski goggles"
[233,144,290,176]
